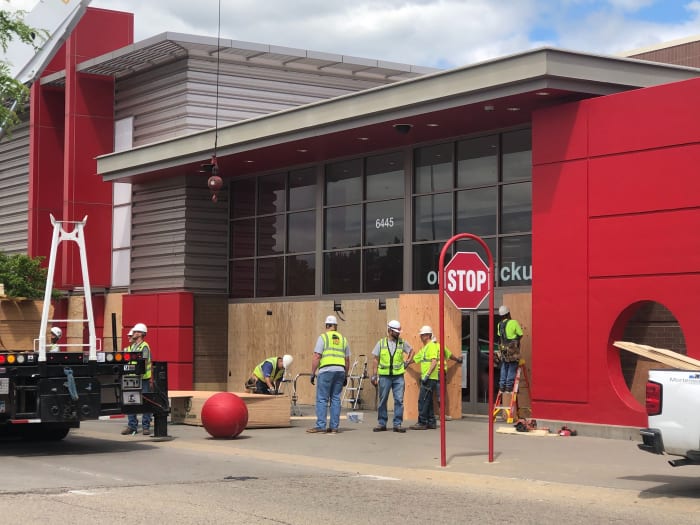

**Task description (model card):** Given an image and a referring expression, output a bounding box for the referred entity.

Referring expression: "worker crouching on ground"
[371,320,414,433]
[411,325,463,430]
[307,315,349,434]
[497,305,523,394]
[246,355,294,394]
[121,323,154,436]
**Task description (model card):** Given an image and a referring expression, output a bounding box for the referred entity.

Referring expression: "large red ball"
[201,392,249,438]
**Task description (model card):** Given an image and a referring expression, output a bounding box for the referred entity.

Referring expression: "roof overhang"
[97,47,700,183]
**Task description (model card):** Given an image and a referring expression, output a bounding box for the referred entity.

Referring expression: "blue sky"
[6,0,700,68]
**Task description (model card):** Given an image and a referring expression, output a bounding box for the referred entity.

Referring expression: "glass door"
[461,310,498,414]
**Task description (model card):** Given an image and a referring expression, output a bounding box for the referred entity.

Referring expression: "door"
[461,310,498,414]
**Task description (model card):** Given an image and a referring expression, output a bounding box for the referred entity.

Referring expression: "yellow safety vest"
[131,340,152,380]
[377,337,406,376]
[319,331,347,368]
[414,341,453,380]
[253,357,284,382]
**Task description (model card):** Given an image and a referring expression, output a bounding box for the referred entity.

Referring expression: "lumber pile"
[613,341,700,370]
[169,390,290,428]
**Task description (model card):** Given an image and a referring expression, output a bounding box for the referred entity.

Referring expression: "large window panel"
[412,242,442,291]
[365,199,404,246]
[286,254,315,296]
[414,193,452,242]
[502,129,532,182]
[324,250,361,294]
[499,235,532,286]
[366,152,404,200]
[326,159,362,205]
[415,143,453,193]
[231,219,255,259]
[256,257,284,297]
[289,168,316,211]
[258,172,286,215]
[457,135,498,187]
[257,214,285,256]
[456,187,497,236]
[230,259,254,298]
[502,182,532,234]
[454,237,498,286]
[231,178,256,219]
[364,247,403,293]
[325,205,361,249]
[288,211,315,253]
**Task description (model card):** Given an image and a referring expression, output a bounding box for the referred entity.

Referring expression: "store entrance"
[461,310,498,415]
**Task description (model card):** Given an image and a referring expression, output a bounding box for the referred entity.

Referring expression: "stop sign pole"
[438,234,495,467]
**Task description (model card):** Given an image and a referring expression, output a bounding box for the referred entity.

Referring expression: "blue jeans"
[128,380,152,430]
[499,361,518,392]
[377,374,405,428]
[418,379,437,426]
[314,370,345,430]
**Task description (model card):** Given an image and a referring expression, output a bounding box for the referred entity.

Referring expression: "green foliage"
[1,2,47,136]
[0,252,48,299]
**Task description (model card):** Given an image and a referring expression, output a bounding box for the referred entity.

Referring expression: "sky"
[5,0,700,69]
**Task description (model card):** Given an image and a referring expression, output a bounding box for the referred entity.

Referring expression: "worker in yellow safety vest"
[121,322,153,436]
[246,355,294,394]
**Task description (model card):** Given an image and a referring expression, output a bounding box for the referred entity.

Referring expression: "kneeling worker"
[246,355,293,394]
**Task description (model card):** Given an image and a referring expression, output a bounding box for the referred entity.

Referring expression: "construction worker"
[121,322,153,436]
[411,325,463,430]
[123,328,134,351]
[307,315,349,434]
[497,305,523,393]
[370,319,414,433]
[49,327,62,352]
[246,355,293,394]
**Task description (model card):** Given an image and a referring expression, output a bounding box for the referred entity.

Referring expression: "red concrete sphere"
[201,392,249,438]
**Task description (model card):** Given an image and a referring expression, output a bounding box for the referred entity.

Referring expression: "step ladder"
[492,359,530,424]
[341,354,368,409]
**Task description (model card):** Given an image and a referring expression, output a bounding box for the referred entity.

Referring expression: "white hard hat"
[132,322,148,334]
[50,327,62,338]
[127,329,134,337]
[325,315,338,325]
[418,325,433,336]
[387,320,401,333]
[498,305,510,316]
[282,354,293,368]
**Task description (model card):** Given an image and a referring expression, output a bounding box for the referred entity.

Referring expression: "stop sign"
[444,252,490,309]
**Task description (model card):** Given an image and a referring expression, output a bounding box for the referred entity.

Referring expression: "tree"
[0,2,43,136]
[0,252,48,299]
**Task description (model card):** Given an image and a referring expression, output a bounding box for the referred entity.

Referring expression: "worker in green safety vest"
[121,322,153,436]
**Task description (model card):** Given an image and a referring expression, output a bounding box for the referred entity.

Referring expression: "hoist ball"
[201,392,249,438]
[208,175,223,191]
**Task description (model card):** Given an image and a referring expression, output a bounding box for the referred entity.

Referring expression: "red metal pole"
[437,233,494,467]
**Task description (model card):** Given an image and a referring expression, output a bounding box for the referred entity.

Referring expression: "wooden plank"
[0,299,51,350]
[613,341,700,370]
[503,292,532,413]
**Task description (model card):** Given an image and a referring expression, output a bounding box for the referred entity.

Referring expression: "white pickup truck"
[639,369,700,467]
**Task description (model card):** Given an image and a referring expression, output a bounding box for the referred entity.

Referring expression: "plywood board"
[169,390,290,428]
[614,341,700,370]
[399,293,462,421]
[103,292,125,352]
[0,299,50,351]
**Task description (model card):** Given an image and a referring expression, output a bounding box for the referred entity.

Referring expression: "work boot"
[373,425,387,432]
[392,426,406,433]
[410,424,427,430]
[142,428,151,436]
[426,423,437,429]
[121,427,136,435]
[326,428,339,434]
[306,427,325,433]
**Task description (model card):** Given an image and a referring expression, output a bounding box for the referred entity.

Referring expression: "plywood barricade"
[502,292,532,418]
[0,299,52,351]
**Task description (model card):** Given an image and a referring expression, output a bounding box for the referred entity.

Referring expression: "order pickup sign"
[444,252,490,310]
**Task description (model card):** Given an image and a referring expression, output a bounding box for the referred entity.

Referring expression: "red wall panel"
[157,293,194,327]
[156,327,194,362]
[167,363,194,391]
[531,102,589,165]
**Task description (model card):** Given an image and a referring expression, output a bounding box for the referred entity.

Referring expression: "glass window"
[455,237,497,271]
[414,193,452,242]
[365,200,404,246]
[366,152,404,200]
[501,182,532,234]
[412,242,442,291]
[499,235,532,287]
[325,205,361,249]
[326,159,362,205]
[257,215,285,256]
[502,129,531,182]
[364,247,403,293]
[415,143,453,193]
[258,173,286,215]
[230,259,254,298]
[289,168,316,211]
[456,187,497,236]
[288,211,316,253]
[324,250,360,294]
[231,219,255,259]
[457,135,498,187]
[286,254,315,296]
[231,178,255,219]
[256,257,284,297]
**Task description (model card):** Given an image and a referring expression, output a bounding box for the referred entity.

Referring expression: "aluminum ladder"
[341,354,368,409]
